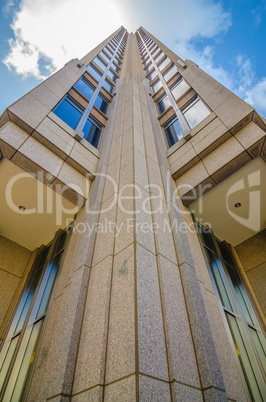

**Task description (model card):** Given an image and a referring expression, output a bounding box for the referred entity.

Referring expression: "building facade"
[0,26,265,401]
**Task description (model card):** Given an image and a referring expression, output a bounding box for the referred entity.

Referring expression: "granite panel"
[46,265,90,398]
[91,202,117,265]
[0,235,31,277]
[171,382,203,401]
[104,375,136,402]
[72,387,103,402]
[247,263,266,316]
[179,262,225,391]
[135,187,156,254]
[9,93,50,129]
[0,270,20,330]
[106,245,135,383]
[134,148,148,190]
[150,196,178,264]
[139,375,171,402]
[73,256,112,393]
[137,244,169,381]
[157,255,200,387]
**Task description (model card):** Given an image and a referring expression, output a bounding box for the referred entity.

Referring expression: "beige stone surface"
[68,144,98,176]
[9,93,50,129]
[137,244,169,381]
[16,136,64,177]
[202,136,245,176]
[139,375,171,402]
[157,254,200,387]
[235,121,266,150]
[106,245,135,384]
[214,93,253,130]
[134,148,148,190]
[175,161,209,196]
[0,270,21,331]
[56,161,90,198]
[31,83,61,110]
[33,120,73,159]
[105,375,136,401]
[72,387,103,402]
[0,122,29,154]
[73,256,112,393]
[235,228,266,318]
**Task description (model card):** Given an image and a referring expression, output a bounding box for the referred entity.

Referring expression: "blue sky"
[0,0,266,116]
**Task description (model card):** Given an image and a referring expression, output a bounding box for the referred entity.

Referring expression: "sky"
[0,0,266,117]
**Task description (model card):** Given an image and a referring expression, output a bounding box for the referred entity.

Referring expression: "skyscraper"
[0,26,265,401]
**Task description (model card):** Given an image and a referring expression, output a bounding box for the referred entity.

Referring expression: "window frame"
[0,226,72,401]
[196,222,266,401]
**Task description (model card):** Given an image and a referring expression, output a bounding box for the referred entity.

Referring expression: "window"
[151,78,163,94]
[105,45,113,56]
[104,47,113,58]
[163,65,178,83]
[170,78,190,101]
[182,96,210,129]
[143,58,149,68]
[74,77,94,100]
[145,63,153,74]
[94,94,109,114]
[83,117,102,148]
[164,117,183,147]
[0,228,71,401]
[151,46,158,55]
[158,57,170,72]
[107,69,118,82]
[100,50,110,64]
[115,57,122,67]
[87,64,102,82]
[154,51,165,64]
[93,56,107,71]
[197,225,266,401]
[157,94,171,115]
[102,79,114,94]
[112,62,120,74]
[53,96,83,130]
[147,69,157,82]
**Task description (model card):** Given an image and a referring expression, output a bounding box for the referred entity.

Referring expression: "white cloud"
[245,78,266,115]
[2,0,16,16]
[3,0,128,78]
[4,0,232,79]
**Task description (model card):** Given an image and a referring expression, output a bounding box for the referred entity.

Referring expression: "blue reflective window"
[182,96,211,129]
[87,64,102,82]
[143,58,149,67]
[107,69,118,82]
[74,77,94,100]
[100,50,110,64]
[104,47,113,58]
[112,62,120,74]
[83,117,102,148]
[115,57,122,67]
[53,96,83,130]
[151,79,163,94]
[171,78,190,101]
[145,63,153,74]
[157,94,171,115]
[94,94,109,114]
[164,117,183,147]
[93,56,107,71]
[102,79,114,94]
[147,69,157,82]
